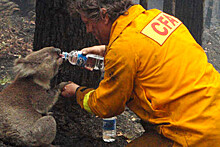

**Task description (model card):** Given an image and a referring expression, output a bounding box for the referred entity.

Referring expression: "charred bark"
[175,0,204,45]
[163,0,175,15]
[140,0,148,10]
[34,0,100,88]
[205,0,214,29]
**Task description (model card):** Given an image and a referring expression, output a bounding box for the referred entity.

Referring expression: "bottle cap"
[62,52,68,59]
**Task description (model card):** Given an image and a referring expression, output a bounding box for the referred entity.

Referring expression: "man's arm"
[61,44,136,118]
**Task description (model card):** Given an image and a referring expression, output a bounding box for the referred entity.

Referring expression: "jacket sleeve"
[76,44,137,118]
[76,86,95,112]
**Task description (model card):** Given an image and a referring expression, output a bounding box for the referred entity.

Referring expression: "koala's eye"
[45,53,50,57]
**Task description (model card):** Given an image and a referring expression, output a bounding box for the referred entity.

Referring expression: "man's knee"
[126,130,173,147]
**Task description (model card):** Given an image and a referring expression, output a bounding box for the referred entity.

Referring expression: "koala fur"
[0,47,63,146]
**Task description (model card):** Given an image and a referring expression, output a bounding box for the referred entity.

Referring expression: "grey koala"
[0,47,63,146]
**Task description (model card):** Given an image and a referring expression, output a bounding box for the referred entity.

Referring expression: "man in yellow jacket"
[61,0,220,146]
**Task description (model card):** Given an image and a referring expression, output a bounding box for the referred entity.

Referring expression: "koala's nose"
[53,48,61,54]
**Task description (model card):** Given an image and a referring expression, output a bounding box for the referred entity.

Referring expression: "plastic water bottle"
[102,117,117,142]
[62,50,104,71]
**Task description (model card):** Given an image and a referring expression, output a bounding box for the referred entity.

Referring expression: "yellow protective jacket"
[76,5,220,146]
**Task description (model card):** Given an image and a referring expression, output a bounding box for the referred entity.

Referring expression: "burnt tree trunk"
[175,0,204,45]
[163,0,175,15]
[33,0,127,146]
[34,0,100,88]
[140,0,148,9]
[205,0,214,29]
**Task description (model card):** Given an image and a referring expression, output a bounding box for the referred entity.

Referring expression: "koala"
[0,47,63,146]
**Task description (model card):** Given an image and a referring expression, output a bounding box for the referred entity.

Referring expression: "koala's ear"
[14,58,36,78]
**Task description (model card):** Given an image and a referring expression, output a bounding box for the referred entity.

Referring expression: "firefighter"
[61,0,220,146]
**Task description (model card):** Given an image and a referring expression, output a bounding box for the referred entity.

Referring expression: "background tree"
[163,0,204,45]
[33,0,100,88]
[205,0,214,29]
[140,0,148,9]
[163,0,175,15]
[175,0,204,45]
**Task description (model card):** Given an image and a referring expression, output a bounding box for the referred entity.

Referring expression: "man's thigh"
[126,130,173,147]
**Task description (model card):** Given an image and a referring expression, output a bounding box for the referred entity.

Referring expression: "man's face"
[80,13,111,45]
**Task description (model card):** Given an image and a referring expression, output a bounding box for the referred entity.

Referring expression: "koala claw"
[57,82,71,91]
[46,112,53,115]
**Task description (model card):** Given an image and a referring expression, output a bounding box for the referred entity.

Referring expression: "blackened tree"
[205,0,214,29]
[140,0,148,9]
[175,0,204,45]
[34,0,100,88]
[163,0,175,15]
[163,0,204,45]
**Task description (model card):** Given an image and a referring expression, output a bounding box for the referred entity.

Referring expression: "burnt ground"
[0,1,219,147]
[0,2,144,147]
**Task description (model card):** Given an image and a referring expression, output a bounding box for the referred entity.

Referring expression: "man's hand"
[61,81,80,98]
[81,45,106,57]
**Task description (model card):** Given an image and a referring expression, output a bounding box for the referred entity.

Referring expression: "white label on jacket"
[141,12,182,45]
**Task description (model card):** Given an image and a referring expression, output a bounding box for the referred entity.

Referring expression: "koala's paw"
[46,112,53,115]
[31,116,56,145]
[57,82,71,91]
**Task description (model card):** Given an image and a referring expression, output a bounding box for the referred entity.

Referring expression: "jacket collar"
[108,5,146,47]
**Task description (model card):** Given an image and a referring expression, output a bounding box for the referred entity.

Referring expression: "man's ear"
[100,8,109,25]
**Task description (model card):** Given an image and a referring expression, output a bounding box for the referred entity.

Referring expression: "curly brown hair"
[75,0,134,22]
